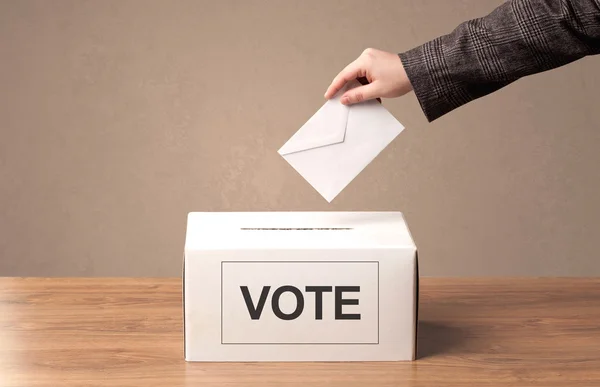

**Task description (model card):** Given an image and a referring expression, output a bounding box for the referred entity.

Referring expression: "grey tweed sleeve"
[399,0,600,122]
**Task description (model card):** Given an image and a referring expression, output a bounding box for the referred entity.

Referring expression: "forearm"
[399,0,600,122]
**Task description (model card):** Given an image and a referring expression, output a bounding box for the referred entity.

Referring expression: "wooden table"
[0,278,599,386]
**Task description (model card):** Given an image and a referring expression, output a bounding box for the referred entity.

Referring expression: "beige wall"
[1,0,599,277]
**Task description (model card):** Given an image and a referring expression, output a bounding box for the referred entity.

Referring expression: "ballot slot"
[239,227,353,231]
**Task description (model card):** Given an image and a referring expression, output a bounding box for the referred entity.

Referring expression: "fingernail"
[341,97,349,105]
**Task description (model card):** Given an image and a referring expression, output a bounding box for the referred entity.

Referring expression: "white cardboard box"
[183,211,419,362]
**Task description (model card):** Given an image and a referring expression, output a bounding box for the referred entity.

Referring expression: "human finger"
[324,58,365,99]
[340,81,380,105]
[357,76,381,103]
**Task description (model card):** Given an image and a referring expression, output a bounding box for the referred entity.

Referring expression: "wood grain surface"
[0,277,599,386]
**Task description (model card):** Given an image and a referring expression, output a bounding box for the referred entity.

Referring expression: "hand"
[324,48,413,105]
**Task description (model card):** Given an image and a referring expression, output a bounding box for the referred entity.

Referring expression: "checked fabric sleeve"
[399,0,600,122]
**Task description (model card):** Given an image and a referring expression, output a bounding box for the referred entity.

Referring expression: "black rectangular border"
[221,261,379,345]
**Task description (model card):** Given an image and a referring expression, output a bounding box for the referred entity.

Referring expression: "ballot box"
[183,211,419,362]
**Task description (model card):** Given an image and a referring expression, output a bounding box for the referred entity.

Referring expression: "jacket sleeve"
[398,0,600,122]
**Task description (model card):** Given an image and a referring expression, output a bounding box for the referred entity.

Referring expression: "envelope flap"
[278,98,350,155]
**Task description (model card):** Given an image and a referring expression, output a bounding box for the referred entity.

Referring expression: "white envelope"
[278,80,405,202]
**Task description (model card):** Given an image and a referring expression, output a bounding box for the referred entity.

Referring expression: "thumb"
[340,82,380,105]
